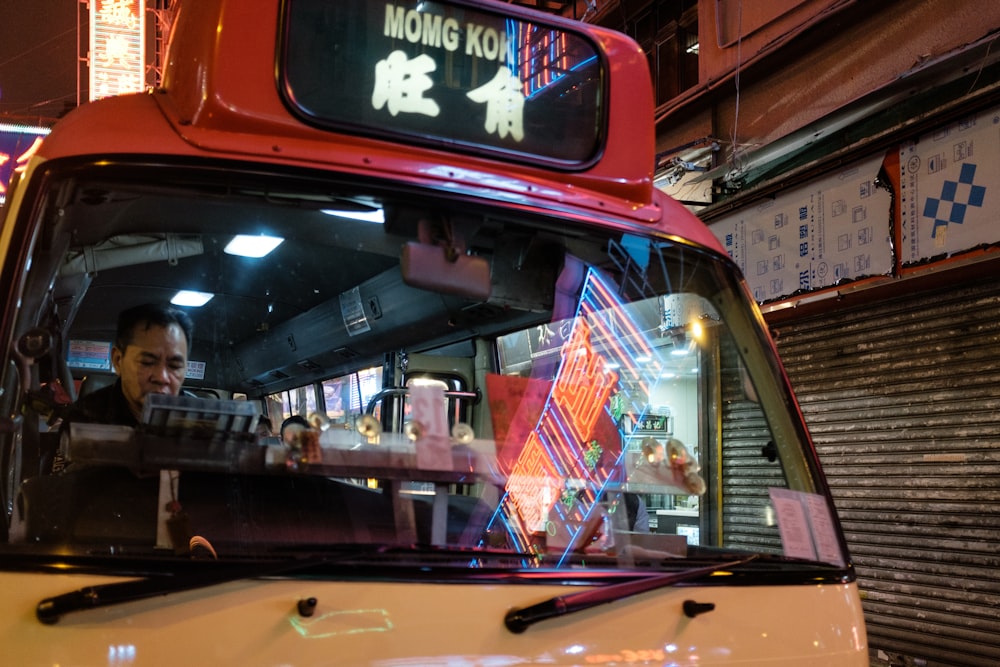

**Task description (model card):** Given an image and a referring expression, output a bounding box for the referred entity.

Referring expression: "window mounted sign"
[186,360,206,381]
[280,0,605,168]
[67,340,112,371]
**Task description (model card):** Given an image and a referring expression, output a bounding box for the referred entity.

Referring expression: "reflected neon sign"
[0,123,48,205]
[505,318,619,533]
[497,267,663,551]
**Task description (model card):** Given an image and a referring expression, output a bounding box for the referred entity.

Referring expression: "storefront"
[771,271,1000,666]
[696,54,1000,667]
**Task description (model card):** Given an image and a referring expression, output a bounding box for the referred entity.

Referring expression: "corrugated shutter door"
[719,342,785,552]
[773,276,1000,667]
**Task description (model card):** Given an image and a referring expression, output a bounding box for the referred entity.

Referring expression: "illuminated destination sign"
[89,0,146,101]
[280,0,605,167]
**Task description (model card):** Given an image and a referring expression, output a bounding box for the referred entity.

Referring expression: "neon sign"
[0,123,49,206]
[512,23,581,100]
[89,0,146,101]
[494,267,665,554]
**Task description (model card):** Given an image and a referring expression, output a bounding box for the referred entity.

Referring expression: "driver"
[70,303,193,427]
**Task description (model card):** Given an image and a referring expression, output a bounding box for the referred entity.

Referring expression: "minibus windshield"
[0,160,845,575]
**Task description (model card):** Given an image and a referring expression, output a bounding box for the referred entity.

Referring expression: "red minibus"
[0,1,866,664]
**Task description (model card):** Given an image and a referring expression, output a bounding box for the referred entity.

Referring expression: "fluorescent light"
[0,122,50,135]
[224,234,284,258]
[171,290,214,307]
[321,208,385,224]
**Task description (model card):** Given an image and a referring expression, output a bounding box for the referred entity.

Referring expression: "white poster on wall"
[900,110,996,264]
[709,155,892,303]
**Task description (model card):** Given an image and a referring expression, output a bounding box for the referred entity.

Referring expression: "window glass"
[322,366,384,424]
[0,161,841,573]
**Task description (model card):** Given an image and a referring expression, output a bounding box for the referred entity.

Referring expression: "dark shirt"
[70,378,140,427]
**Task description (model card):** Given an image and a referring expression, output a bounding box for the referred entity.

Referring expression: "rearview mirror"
[400,242,491,301]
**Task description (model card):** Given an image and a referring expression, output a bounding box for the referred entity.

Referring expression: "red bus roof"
[37,0,723,253]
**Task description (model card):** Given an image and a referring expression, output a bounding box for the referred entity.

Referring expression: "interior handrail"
[364,387,480,415]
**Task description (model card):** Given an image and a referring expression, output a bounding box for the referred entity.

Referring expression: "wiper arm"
[504,556,757,633]
[36,553,362,625]
[37,543,537,625]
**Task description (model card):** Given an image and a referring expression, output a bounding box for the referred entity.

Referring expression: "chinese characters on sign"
[89,0,145,101]
[709,155,892,303]
[706,104,1000,305]
[497,268,671,550]
[374,6,526,142]
[505,319,619,534]
[769,488,845,567]
[282,0,603,164]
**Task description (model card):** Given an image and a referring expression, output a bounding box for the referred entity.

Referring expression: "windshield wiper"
[36,544,538,625]
[36,551,368,625]
[504,555,757,633]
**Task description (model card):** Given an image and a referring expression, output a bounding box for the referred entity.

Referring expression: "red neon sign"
[0,126,48,204]
[499,267,664,548]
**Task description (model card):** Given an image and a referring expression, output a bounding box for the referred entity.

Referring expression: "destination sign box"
[280,0,604,167]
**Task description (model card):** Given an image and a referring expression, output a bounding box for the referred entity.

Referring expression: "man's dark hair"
[281,415,311,438]
[115,303,195,352]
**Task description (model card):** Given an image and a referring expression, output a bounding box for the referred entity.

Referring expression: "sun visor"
[59,234,204,276]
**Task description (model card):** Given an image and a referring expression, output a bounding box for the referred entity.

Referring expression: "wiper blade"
[504,555,757,633]
[266,543,538,563]
[36,543,538,625]
[381,544,538,562]
[36,551,369,625]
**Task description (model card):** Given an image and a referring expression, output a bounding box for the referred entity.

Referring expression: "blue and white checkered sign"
[922,162,986,238]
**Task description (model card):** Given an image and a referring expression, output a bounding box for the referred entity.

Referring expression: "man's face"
[111,322,188,419]
[282,423,306,446]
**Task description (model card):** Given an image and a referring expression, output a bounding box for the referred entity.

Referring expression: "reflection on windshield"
[487,268,711,564]
[0,172,843,575]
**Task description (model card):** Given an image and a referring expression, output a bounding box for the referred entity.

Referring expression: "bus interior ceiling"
[28,165,562,398]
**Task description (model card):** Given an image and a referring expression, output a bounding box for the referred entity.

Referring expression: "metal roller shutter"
[718,343,785,552]
[772,276,1000,667]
